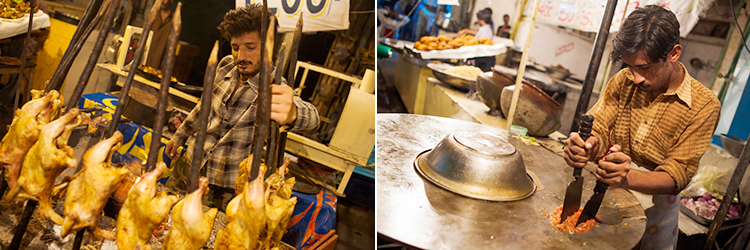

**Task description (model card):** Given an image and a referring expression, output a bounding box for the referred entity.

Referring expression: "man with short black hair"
[563,5,720,249]
[165,4,319,211]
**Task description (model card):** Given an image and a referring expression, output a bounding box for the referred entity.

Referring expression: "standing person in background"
[457,8,495,72]
[456,8,493,39]
[377,7,410,39]
[497,14,511,38]
[414,0,437,38]
[393,0,417,41]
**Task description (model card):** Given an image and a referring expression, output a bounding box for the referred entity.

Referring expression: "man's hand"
[563,132,598,168]
[166,140,181,159]
[270,84,298,125]
[596,145,631,188]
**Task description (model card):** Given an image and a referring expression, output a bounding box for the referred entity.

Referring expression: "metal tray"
[426,63,475,90]
[679,196,743,226]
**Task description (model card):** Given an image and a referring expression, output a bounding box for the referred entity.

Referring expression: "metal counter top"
[376,114,646,249]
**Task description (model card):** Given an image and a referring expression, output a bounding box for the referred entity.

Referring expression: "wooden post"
[505,0,541,132]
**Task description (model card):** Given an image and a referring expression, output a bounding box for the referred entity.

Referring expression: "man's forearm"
[623,170,676,195]
[172,103,201,145]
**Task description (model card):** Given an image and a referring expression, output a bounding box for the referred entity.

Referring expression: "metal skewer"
[65,0,122,113]
[266,43,287,173]
[274,15,304,171]
[145,2,182,173]
[188,41,219,193]
[286,15,303,89]
[44,0,106,94]
[249,0,274,181]
[10,1,120,248]
[13,0,36,113]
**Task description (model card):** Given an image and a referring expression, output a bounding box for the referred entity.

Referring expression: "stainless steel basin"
[414,131,536,201]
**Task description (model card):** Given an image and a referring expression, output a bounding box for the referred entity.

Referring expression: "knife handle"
[571,115,593,178]
[579,114,594,142]
[594,180,609,193]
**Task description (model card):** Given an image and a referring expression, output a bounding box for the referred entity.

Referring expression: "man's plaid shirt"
[172,55,320,188]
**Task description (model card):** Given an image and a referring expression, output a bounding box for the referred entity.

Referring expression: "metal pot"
[415,131,536,201]
[427,63,475,90]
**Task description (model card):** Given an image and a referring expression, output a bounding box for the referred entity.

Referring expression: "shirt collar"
[624,61,694,108]
[223,63,260,95]
[670,62,693,109]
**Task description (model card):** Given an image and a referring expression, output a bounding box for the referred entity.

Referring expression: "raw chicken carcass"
[59,131,131,240]
[215,166,267,250]
[0,89,63,188]
[116,162,181,250]
[163,176,218,250]
[5,108,81,224]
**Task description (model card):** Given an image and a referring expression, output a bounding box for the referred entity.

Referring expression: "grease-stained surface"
[376,114,646,250]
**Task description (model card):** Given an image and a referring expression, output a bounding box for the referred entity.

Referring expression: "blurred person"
[377,7,410,39]
[456,8,493,38]
[457,8,495,72]
[497,14,511,38]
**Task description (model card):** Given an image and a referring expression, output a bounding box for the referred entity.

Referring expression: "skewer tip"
[174,2,182,27]
[209,40,219,65]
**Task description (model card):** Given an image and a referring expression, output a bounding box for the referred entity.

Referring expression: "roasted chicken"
[220,156,297,250]
[59,131,131,240]
[163,176,218,250]
[5,108,81,224]
[0,89,63,188]
[116,162,181,250]
[215,166,267,250]
[79,111,110,134]
[235,154,262,196]
[262,158,297,249]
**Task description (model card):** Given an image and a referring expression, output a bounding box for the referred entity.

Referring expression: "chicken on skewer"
[216,166,267,250]
[116,162,180,250]
[0,89,63,188]
[263,158,296,249]
[163,176,218,250]
[59,131,130,240]
[235,154,263,196]
[5,108,81,224]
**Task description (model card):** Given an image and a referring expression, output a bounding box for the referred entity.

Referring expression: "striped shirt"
[172,55,320,188]
[587,62,720,194]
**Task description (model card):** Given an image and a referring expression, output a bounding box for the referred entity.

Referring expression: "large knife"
[577,180,608,225]
[559,114,594,224]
